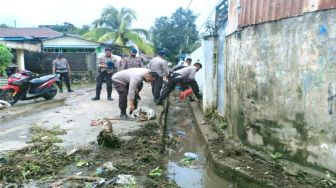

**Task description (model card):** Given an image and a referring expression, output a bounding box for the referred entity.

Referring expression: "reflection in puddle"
[166,97,234,188]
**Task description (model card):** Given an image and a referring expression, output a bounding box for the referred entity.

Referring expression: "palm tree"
[83,6,154,55]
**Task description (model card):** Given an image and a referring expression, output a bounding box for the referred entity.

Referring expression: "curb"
[189,102,277,187]
[189,102,326,188]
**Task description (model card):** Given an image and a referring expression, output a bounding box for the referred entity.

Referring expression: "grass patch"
[205,109,228,131]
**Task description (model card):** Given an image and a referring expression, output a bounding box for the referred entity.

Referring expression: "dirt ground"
[0,85,177,187]
[207,124,336,188]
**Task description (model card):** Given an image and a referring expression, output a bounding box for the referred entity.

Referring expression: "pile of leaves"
[0,125,73,183]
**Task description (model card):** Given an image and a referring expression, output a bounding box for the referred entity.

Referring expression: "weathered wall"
[217,25,227,116]
[190,46,205,94]
[225,9,336,171]
[25,52,97,81]
[202,36,218,112]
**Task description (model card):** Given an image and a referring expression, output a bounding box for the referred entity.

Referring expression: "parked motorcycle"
[0,70,60,106]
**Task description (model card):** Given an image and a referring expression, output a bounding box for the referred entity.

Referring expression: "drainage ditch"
[164,95,234,188]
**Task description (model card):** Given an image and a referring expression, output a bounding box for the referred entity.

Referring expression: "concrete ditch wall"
[225,9,336,172]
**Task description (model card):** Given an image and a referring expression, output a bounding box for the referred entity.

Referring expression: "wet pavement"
[0,84,156,152]
[166,96,233,188]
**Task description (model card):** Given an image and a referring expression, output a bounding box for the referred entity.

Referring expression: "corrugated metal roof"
[0,28,62,38]
[225,0,336,35]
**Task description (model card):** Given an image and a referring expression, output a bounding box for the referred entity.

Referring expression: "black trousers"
[158,77,201,103]
[95,71,112,98]
[151,76,163,100]
[56,72,71,91]
[113,81,143,115]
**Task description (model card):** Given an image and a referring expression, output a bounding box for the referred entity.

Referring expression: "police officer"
[121,48,144,100]
[156,63,203,105]
[121,48,144,70]
[112,68,158,120]
[92,48,118,101]
[52,53,73,93]
[147,51,168,102]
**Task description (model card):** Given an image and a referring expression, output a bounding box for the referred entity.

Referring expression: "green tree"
[83,6,154,55]
[0,44,13,76]
[151,7,199,62]
[0,24,11,28]
[45,22,90,35]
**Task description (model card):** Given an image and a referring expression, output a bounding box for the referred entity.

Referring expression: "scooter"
[0,70,60,106]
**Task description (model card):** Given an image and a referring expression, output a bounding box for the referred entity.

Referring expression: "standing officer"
[147,51,168,102]
[92,48,117,101]
[121,48,143,70]
[52,53,73,93]
[121,48,144,100]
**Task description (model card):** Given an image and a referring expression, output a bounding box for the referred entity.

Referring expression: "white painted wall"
[190,46,205,95]
[43,36,100,47]
[202,37,217,111]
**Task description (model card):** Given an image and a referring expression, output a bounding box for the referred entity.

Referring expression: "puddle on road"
[166,97,234,188]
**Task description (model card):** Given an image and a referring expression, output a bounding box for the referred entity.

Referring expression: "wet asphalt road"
[0,84,155,152]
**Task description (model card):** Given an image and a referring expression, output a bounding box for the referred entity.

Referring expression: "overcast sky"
[0,0,219,31]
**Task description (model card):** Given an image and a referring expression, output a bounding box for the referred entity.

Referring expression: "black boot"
[92,89,101,101]
[107,86,113,101]
[120,110,129,120]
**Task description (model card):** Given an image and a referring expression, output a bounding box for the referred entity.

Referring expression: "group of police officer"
[54,47,202,120]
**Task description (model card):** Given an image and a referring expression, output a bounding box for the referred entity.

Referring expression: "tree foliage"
[44,22,90,35]
[83,6,154,55]
[0,24,11,28]
[151,7,199,62]
[0,44,13,75]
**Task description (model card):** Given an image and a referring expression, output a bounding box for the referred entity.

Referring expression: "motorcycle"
[0,70,60,106]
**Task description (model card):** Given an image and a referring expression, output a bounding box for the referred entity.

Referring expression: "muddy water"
[166,96,234,188]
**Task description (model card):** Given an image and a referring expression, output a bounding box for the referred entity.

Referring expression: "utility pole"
[14,20,16,28]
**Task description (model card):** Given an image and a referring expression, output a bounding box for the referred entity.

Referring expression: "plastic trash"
[103,162,118,171]
[131,107,156,120]
[179,88,193,100]
[184,152,198,160]
[176,130,186,136]
[116,174,136,185]
[95,167,105,175]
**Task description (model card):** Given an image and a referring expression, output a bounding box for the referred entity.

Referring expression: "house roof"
[42,34,103,49]
[43,34,102,44]
[0,28,62,39]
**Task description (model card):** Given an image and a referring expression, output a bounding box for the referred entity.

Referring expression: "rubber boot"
[107,86,113,101]
[92,89,101,101]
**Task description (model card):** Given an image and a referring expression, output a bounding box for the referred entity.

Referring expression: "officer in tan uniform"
[121,48,143,70]
[92,48,118,101]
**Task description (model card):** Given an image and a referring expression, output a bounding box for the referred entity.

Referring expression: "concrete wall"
[217,25,227,116]
[202,36,218,111]
[190,46,205,95]
[25,52,97,81]
[43,36,100,48]
[225,9,336,172]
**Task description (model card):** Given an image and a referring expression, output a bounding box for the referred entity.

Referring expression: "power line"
[185,0,193,9]
[197,0,224,33]
[198,7,216,32]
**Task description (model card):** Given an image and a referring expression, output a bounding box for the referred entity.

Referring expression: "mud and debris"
[0,120,176,187]
[97,131,122,148]
[0,126,72,182]
[208,134,334,187]
[0,86,177,187]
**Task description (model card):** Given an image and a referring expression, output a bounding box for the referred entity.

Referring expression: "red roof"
[0,28,62,38]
